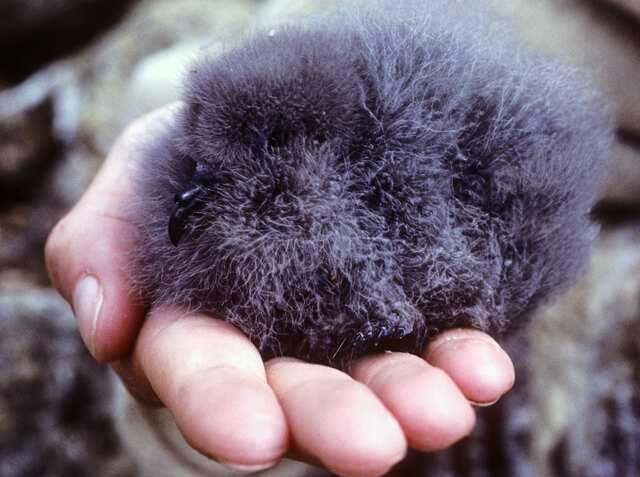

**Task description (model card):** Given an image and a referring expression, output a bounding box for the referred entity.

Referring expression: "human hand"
[45,106,515,477]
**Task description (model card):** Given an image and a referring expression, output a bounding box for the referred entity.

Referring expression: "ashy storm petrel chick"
[129,1,613,368]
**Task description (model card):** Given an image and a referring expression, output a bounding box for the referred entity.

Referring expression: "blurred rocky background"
[0,0,638,476]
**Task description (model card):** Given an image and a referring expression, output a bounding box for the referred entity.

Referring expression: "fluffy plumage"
[130,1,613,368]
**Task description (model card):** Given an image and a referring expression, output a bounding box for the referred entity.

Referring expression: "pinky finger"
[424,328,515,406]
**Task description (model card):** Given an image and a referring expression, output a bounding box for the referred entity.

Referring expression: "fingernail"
[221,461,277,473]
[72,275,103,356]
[425,329,503,362]
[469,397,501,408]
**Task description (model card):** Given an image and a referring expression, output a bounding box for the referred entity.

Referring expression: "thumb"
[45,106,178,362]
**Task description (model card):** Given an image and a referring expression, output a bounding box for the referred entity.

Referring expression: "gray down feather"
[129,1,613,368]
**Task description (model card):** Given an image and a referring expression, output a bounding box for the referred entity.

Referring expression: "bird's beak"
[168,163,210,246]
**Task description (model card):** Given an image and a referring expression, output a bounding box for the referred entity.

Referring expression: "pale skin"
[45,105,515,477]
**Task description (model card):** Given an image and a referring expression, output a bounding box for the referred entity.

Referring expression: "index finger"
[127,308,289,470]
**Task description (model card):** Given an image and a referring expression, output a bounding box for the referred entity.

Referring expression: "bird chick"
[129,1,613,368]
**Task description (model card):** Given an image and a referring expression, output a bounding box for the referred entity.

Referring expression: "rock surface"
[528,224,640,477]
[600,136,640,207]
[0,73,59,200]
[0,0,137,84]
[0,287,137,477]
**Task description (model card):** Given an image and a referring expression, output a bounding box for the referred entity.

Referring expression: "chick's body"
[131,2,612,368]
